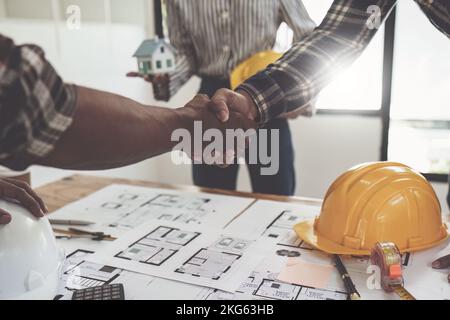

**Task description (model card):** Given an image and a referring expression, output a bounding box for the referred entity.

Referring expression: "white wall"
[4,0,53,19]
[1,0,150,25]
[59,0,106,22]
[0,0,6,18]
[110,0,148,26]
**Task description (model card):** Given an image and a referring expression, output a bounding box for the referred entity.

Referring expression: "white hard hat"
[0,200,64,300]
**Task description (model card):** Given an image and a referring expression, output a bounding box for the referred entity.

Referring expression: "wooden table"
[36,174,322,213]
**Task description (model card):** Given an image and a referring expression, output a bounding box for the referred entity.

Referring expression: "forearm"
[35,86,189,170]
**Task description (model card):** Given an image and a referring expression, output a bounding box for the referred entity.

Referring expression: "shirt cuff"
[237,72,288,125]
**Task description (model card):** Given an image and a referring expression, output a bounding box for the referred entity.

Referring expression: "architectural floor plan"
[86,220,268,292]
[174,236,252,280]
[49,184,254,237]
[56,250,158,300]
[195,243,349,301]
[116,226,200,266]
[176,248,241,280]
[261,210,317,249]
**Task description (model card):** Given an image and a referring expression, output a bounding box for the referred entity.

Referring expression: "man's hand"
[177,94,257,165]
[127,72,170,101]
[209,88,259,123]
[432,254,450,283]
[179,93,256,133]
[0,178,47,225]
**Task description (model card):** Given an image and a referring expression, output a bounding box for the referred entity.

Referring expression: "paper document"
[402,239,450,300]
[86,220,269,292]
[50,184,254,237]
[195,243,348,300]
[56,249,205,300]
[195,200,349,300]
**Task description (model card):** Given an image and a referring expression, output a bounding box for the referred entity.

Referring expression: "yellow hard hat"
[230,50,282,90]
[294,162,448,255]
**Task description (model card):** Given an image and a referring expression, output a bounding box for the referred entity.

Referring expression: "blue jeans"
[192,77,296,196]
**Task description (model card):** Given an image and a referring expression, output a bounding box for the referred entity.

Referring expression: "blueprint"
[54,194,450,300]
[85,220,270,292]
[50,184,254,237]
[56,249,207,300]
[55,249,156,300]
[193,201,349,300]
[195,244,349,301]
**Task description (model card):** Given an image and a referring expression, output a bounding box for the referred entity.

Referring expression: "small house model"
[133,38,176,75]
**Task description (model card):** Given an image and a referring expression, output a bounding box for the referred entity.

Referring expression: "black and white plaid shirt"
[0,35,77,162]
[238,0,450,124]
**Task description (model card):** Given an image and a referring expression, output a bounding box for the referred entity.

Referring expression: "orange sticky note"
[277,258,334,290]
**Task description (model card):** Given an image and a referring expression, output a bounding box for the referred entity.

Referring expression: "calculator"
[71,283,125,300]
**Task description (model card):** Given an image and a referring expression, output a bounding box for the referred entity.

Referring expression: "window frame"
[380,7,448,182]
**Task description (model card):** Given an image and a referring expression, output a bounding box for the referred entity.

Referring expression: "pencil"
[333,254,361,300]
[49,219,95,226]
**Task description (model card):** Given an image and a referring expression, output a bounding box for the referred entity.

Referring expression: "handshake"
[127,71,264,167]
[174,89,260,166]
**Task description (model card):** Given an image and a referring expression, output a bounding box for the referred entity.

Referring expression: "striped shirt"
[237,0,450,124]
[163,0,316,101]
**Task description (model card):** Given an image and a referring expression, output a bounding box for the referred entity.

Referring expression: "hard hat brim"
[294,219,450,256]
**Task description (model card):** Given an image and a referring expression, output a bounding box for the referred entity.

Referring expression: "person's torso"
[170,0,284,78]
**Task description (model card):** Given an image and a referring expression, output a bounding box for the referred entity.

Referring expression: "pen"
[333,254,361,300]
[52,228,116,241]
[49,219,95,226]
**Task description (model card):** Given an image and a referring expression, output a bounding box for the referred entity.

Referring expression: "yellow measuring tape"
[370,242,416,300]
[391,285,416,300]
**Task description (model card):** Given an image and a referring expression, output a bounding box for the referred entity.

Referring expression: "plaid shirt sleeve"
[0,34,77,161]
[416,0,450,38]
[238,0,397,124]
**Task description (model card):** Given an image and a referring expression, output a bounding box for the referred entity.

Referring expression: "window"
[166,59,172,68]
[156,60,162,69]
[387,1,450,175]
[161,46,165,53]
[146,61,152,71]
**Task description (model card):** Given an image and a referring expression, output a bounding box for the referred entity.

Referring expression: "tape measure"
[391,285,415,300]
[370,242,416,300]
